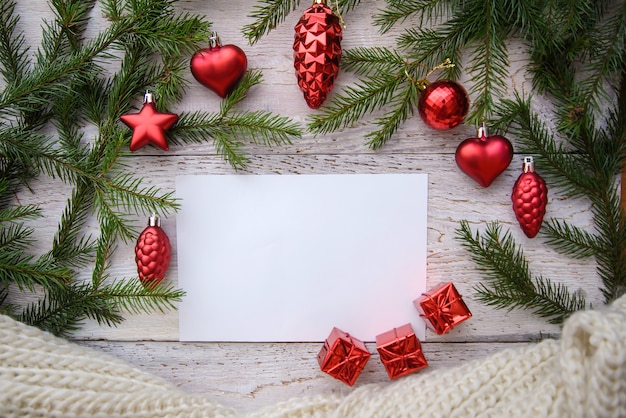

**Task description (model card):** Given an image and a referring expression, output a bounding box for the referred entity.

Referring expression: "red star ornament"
[120,92,179,151]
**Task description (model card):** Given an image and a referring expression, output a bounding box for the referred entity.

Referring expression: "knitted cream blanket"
[1,295,625,418]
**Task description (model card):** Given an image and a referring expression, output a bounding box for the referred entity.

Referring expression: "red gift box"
[376,323,428,380]
[414,282,472,334]
[317,327,371,386]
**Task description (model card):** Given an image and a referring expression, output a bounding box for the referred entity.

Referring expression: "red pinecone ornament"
[293,0,342,109]
[512,157,548,238]
[135,215,171,287]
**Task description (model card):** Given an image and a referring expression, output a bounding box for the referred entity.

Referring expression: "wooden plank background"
[8,0,601,414]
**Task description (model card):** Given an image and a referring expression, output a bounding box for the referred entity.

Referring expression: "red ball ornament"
[455,123,514,187]
[120,92,178,151]
[512,157,548,238]
[293,0,342,109]
[418,80,469,130]
[190,33,247,98]
[135,214,172,287]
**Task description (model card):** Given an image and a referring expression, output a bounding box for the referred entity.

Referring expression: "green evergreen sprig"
[0,0,300,336]
[171,70,301,168]
[457,221,586,324]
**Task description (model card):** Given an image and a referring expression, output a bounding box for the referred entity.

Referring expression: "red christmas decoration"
[317,327,370,386]
[293,0,342,109]
[376,323,428,380]
[135,214,172,287]
[455,123,514,187]
[414,282,472,335]
[512,156,548,238]
[190,33,248,98]
[418,80,469,130]
[120,92,178,151]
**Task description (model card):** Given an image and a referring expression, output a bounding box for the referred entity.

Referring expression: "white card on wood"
[176,174,428,342]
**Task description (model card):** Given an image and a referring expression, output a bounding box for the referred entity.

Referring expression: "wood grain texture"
[8,0,601,412]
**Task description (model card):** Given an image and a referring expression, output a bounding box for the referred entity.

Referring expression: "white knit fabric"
[1,294,625,417]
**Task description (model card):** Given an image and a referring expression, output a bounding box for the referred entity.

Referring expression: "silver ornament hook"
[208,31,221,48]
[148,213,161,227]
[477,121,488,137]
[523,156,535,173]
[143,91,154,104]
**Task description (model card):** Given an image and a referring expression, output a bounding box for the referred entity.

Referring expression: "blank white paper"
[176,174,428,342]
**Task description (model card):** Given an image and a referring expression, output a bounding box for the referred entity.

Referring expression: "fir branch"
[48,0,95,54]
[47,186,96,270]
[0,0,206,118]
[169,111,248,167]
[100,278,185,315]
[0,0,30,85]
[104,46,156,121]
[576,3,626,113]
[0,252,72,292]
[91,216,116,289]
[0,284,18,317]
[92,187,139,243]
[309,73,406,135]
[456,220,586,324]
[130,11,212,57]
[18,281,124,338]
[169,70,301,169]
[494,94,597,197]
[0,204,41,223]
[336,0,361,14]
[153,54,190,106]
[374,0,461,34]
[18,277,184,338]
[220,69,264,115]
[465,0,510,124]
[590,183,626,302]
[224,111,300,148]
[397,27,463,81]
[0,126,75,182]
[542,218,601,259]
[0,221,35,253]
[101,172,179,220]
[365,80,419,149]
[341,46,407,77]
[243,0,301,45]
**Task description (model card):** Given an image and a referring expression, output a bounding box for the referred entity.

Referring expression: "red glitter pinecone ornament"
[135,214,171,287]
[512,157,548,238]
[293,0,342,109]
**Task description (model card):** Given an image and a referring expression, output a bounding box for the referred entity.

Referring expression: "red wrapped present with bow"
[376,323,428,380]
[317,327,371,386]
[414,282,472,334]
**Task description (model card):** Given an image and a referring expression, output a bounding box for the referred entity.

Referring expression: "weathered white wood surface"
[10,0,601,414]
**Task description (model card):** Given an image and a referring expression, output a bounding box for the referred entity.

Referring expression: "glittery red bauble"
[190,35,247,98]
[120,93,178,151]
[293,1,342,109]
[455,125,513,187]
[512,157,548,238]
[418,80,469,130]
[135,215,171,287]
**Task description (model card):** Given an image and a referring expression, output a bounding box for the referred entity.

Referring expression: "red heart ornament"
[455,125,514,187]
[190,35,247,98]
